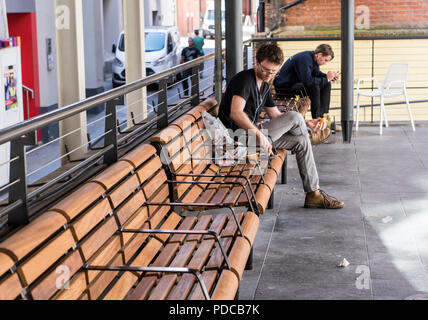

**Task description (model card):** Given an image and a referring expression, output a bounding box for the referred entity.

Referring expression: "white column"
[54,0,87,162]
[83,0,104,105]
[123,0,147,128]
[0,0,8,39]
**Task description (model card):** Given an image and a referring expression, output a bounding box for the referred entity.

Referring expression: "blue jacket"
[273,51,328,88]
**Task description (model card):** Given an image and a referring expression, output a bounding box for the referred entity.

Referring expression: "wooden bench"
[150,98,287,216]
[0,143,258,300]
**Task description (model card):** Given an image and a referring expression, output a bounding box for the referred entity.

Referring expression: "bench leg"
[281,154,287,184]
[268,189,274,209]
[245,247,253,271]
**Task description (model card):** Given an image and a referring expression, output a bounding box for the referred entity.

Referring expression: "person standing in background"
[193,29,205,78]
[180,37,201,96]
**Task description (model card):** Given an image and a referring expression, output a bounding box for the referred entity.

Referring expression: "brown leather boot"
[309,128,331,145]
[304,190,344,209]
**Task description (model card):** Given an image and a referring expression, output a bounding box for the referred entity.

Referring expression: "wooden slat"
[147,184,170,216]
[0,252,14,276]
[131,238,163,268]
[109,174,140,208]
[186,215,212,242]
[143,170,168,199]
[205,237,233,270]
[149,126,181,145]
[20,229,75,286]
[54,272,87,300]
[0,211,67,261]
[80,216,118,261]
[222,187,243,206]
[31,250,83,300]
[255,184,271,214]
[207,213,228,238]
[169,242,197,267]
[121,207,149,244]
[154,212,182,243]
[208,187,230,204]
[136,156,163,185]
[0,273,22,300]
[167,273,194,300]
[103,272,138,300]
[169,217,197,244]
[180,185,204,203]
[189,270,218,300]
[87,235,122,283]
[148,206,170,229]
[88,254,122,299]
[148,274,177,300]
[119,144,157,168]
[211,269,239,300]
[116,190,146,226]
[128,276,157,300]
[222,211,245,238]
[195,188,216,204]
[151,243,180,269]
[123,227,150,263]
[50,182,105,220]
[228,237,251,281]
[72,198,111,240]
[241,211,260,247]
[187,239,215,272]
[91,161,134,190]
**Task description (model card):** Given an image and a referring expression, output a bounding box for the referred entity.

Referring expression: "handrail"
[22,85,35,99]
[0,52,216,146]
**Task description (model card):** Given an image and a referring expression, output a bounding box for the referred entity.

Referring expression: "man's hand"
[327,71,340,82]
[258,132,273,156]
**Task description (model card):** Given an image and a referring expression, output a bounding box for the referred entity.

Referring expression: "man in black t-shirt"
[218,43,344,209]
[180,37,201,96]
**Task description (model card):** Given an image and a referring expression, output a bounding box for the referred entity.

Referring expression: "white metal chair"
[355,63,415,135]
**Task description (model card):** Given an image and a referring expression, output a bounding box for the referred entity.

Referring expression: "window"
[145,32,165,52]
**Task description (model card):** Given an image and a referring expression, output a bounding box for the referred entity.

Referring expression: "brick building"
[265,0,428,32]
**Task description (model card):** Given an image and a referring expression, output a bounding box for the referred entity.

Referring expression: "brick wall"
[266,0,428,30]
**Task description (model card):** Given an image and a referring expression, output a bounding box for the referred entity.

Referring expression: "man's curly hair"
[256,43,284,66]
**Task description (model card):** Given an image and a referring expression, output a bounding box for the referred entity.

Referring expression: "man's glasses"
[258,63,279,76]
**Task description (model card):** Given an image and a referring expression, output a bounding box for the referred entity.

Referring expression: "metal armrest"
[170,173,259,215]
[119,228,231,270]
[145,201,245,236]
[84,265,210,300]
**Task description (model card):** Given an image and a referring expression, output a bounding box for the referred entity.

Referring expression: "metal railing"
[22,85,34,120]
[0,50,226,232]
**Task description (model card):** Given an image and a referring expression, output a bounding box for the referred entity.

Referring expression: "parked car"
[202,0,225,39]
[112,26,181,88]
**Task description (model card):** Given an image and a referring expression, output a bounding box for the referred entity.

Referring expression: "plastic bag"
[202,111,235,145]
[202,111,247,166]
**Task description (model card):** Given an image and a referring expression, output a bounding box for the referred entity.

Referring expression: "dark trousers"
[274,82,332,119]
[179,69,192,96]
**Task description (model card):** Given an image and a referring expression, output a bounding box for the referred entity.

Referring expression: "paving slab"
[239,126,428,300]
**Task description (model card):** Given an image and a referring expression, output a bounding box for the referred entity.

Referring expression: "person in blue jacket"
[274,44,340,120]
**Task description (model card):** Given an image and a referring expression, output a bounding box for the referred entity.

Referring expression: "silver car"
[112,26,181,87]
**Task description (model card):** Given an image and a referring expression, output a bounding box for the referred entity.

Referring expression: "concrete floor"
[239,125,428,300]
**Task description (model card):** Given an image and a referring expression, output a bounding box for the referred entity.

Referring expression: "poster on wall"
[0,46,23,189]
[4,65,18,111]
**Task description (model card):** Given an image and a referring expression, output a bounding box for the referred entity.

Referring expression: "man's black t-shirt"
[218,69,275,131]
[182,46,200,63]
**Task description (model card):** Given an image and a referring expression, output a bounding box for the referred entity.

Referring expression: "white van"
[112,26,181,87]
[202,0,225,39]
